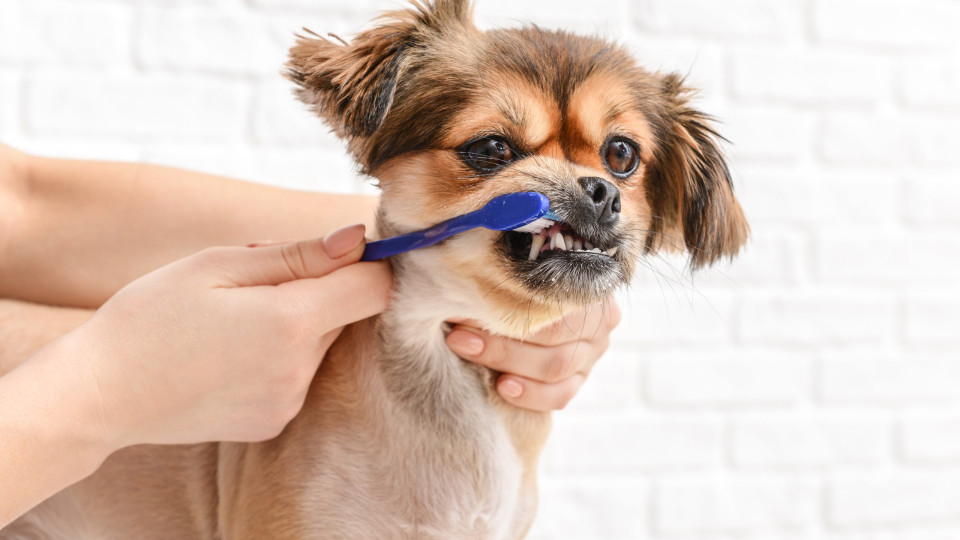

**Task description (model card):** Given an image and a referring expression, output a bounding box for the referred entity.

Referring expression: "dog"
[2,0,747,538]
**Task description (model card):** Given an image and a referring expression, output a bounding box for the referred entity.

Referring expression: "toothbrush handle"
[360,216,477,261]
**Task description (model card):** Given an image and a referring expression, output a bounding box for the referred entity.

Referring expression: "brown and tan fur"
[3,1,747,538]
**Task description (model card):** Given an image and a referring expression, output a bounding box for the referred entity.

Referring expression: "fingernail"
[447,329,485,356]
[499,378,524,399]
[323,224,366,259]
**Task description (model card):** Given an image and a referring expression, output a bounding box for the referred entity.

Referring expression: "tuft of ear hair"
[652,73,749,269]
[286,0,473,141]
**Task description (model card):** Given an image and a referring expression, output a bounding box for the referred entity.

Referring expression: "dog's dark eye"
[461,137,515,172]
[602,137,640,178]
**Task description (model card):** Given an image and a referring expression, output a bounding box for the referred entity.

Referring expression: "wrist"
[26,330,124,465]
[0,333,118,524]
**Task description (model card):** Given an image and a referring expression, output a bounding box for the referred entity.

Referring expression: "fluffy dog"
[3,0,747,538]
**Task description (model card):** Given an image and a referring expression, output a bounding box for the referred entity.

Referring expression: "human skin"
[0,143,617,411]
[0,144,618,525]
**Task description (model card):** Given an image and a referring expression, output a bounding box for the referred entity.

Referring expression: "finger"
[524,297,621,346]
[245,240,293,248]
[495,373,586,412]
[279,260,393,330]
[216,224,367,287]
[448,326,608,384]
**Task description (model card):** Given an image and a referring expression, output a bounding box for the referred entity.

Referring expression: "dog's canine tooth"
[584,240,594,250]
[606,246,618,257]
[563,235,573,251]
[554,232,566,251]
[529,234,546,260]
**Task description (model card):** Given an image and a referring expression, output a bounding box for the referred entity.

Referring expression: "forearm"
[0,331,113,527]
[0,299,93,377]
[1,153,378,308]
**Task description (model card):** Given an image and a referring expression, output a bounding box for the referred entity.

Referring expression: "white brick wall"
[2,0,959,538]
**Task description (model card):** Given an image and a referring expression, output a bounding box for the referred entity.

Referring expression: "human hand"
[56,224,391,449]
[446,298,621,412]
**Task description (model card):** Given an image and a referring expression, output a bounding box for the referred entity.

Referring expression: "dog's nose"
[578,176,621,225]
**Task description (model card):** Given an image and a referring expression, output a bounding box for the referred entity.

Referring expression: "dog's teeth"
[591,248,601,253]
[528,235,546,260]
[554,232,566,251]
[584,241,594,250]
[573,238,583,251]
[563,235,573,251]
[605,246,618,257]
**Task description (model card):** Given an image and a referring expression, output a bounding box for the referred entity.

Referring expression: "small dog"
[4,1,747,538]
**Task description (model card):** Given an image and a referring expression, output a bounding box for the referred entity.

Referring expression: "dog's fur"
[3,1,746,538]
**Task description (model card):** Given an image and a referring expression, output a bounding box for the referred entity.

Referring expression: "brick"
[732,415,889,467]
[739,291,896,345]
[249,0,382,15]
[901,412,960,463]
[144,145,363,193]
[828,472,960,525]
[474,0,631,33]
[901,57,960,109]
[543,414,723,472]
[655,476,819,533]
[0,2,130,65]
[735,166,898,224]
[732,50,889,105]
[647,351,809,407]
[25,73,247,141]
[137,8,285,75]
[526,477,647,540]
[612,287,736,345]
[819,113,908,166]
[904,172,960,225]
[694,230,806,286]
[632,0,796,40]
[911,116,960,166]
[622,39,725,99]
[0,71,18,135]
[565,347,641,412]
[722,106,813,162]
[821,355,960,403]
[905,295,960,344]
[0,3,23,63]
[252,82,334,146]
[814,0,960,49]
[818,230,960,282]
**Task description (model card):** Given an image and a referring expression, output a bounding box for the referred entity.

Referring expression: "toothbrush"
[360,192,560,261]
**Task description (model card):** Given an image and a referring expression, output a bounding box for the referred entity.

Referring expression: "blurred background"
[3,0,960,538]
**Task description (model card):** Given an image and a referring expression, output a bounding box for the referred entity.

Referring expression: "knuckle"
[544,352,577,383]
[281,242,311,279]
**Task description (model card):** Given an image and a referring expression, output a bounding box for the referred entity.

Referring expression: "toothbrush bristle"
[512,216,556,234]
[542,209,561,221]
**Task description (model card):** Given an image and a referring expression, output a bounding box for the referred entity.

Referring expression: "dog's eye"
[602,137,640,178]
[461,137,515,172]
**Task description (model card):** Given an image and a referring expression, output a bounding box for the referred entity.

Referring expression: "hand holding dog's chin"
[446,298,621,412]
[52,225,392,452]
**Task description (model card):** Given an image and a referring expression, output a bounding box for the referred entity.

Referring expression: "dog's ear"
[650,73,749,269]
[286,0,473,139]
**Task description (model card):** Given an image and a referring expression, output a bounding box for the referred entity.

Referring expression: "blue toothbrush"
[361,192,559,261]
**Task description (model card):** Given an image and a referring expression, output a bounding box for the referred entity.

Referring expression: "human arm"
[0,227,391,527]
[0,143,378,308]
[0,143,619,413]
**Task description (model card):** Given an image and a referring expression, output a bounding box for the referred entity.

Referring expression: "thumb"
[220,224,368,287]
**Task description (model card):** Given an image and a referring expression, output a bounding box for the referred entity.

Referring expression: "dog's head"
[287,0,748,333]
